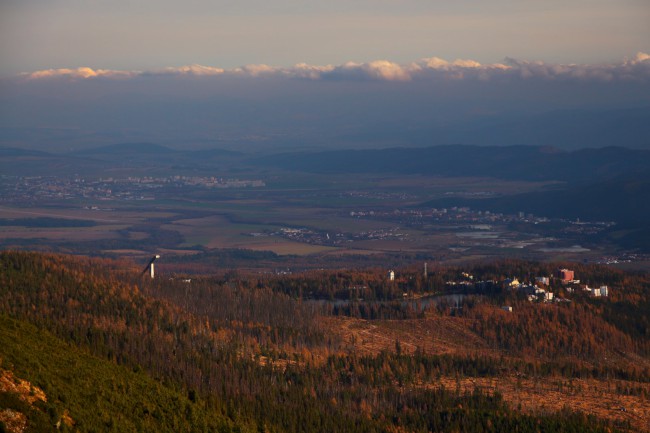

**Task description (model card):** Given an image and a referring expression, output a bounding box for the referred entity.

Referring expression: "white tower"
[143,255,161,279]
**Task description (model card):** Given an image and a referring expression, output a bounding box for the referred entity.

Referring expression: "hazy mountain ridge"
[424,171,650,223]
[422,172,650,251]
[0,143,245,175]
[75,142,179,156]
[3,143,648,183]
[438,107,650,150]
[2,79,649,151]
[253,145,650,183]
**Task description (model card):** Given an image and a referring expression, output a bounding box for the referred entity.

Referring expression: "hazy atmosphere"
[2,0,649,152]
[2,2,650,432]
[2,0,649,74]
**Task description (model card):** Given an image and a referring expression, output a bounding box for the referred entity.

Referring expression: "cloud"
[501,53,650,82]
[629,52,650,64]
[232,64,277,76]
[153,64,225,76]
[19,53,650,83]
[23,67,136,80]
[320,60,413,81]
[288,63,335,80]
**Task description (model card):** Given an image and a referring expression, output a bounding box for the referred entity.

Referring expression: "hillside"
[0,315,236,432]
[421,173,650,250]
[1,251,649,432]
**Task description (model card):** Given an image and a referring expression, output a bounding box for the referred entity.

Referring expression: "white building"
[535,276,550,285]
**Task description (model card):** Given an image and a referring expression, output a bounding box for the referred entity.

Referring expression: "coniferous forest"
[1,251,649,432]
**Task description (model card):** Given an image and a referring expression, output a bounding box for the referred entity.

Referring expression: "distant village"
[442,267,611,310]
[263,226,408,245]
[266,203,616,250]
[348,205,615,236]
[0,175,265,203]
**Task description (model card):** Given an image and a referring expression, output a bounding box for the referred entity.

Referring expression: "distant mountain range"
[75,142,179,156]
[432,107,650,150]
[253,144,650,183]
[0,105,650,154]
[421,172,650,250]
[0,143,243,175]
[4,141,649,186]
[76,142,244,161]
[4,142,647,183]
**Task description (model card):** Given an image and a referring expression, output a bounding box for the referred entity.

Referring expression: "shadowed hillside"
[2,251,648,431]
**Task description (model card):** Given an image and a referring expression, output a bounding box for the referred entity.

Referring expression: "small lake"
[304,293,467,310]
[538,245,590,253]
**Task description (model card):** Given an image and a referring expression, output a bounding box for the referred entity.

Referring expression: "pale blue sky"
[1,0,648,75]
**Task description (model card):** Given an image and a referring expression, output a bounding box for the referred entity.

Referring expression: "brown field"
[243,241,338,255]
[0,169,632,266]
[101,249,149,255]
[326,315,492,357]
[0,205,176,223]
[0,227,123,242]
[433,375,650,431]
[325,315,650,431]
[373,176,559,196]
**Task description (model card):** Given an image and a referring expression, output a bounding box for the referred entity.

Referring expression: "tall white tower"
[143,255,161,279]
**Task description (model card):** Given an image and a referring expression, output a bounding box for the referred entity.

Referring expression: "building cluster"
[513,268,611,301]
[0,175,265,204]
[502,277,555,302]
[272,226,407,246]
[348,206,551,225]
[445,267,611,307]
[566,284,609,297]
[584,286,609,297]
[343,191,415,200]
[345,205,614,253]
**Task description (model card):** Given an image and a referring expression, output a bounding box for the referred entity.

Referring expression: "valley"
[1,143,649,432]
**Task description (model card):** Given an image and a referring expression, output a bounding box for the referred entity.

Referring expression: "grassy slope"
[0,314,235,433]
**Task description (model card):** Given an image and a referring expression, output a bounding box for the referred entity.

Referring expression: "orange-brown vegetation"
[433,375,650,432]
[0,368,47,406]
[2,251,648,432]
[323,307,650,431]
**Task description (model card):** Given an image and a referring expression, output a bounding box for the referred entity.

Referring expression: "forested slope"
[0,315,236,432]
[0,251,644,432]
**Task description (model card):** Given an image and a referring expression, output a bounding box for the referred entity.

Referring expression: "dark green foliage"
[0,315,236,433]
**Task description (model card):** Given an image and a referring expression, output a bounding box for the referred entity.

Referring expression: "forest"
[1,251,649,432]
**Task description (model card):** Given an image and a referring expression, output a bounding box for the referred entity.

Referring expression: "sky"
[0,0,649,153]
[1,0,649,75]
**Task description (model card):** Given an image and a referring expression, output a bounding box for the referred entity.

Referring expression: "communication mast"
[142,255,161,279]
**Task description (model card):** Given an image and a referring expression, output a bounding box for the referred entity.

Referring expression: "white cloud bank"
[24,67,137,80]
[19,52,650,82]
